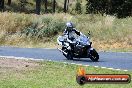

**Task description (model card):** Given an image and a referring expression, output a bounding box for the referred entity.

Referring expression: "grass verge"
[0,58,131,88]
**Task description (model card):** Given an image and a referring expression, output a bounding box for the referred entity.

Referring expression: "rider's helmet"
[66,22,74,31]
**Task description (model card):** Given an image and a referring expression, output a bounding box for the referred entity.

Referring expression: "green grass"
[0,59,132,88]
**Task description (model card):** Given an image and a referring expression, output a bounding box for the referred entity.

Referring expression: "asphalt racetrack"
[0,46,132,70]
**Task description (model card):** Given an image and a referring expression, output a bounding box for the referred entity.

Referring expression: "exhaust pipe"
[57,48,67,55]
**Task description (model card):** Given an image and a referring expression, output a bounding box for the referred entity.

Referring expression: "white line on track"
[94,66,99,68]
[101,67,106,69]
[76,64,82,66]
[48,60,52,61]
[108,68,114,70]
[115,69,121,71]
[123,70,128,71]
[0,55,129,72]
[63,62,68,64]
[71,63,76,65]
[84,65,89,67]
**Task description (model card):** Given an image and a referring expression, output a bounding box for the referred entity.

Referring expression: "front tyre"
[62,47,73,60]
[90,49,99,62]
[66,51,73,60]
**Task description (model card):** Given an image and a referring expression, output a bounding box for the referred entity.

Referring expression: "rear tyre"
[90,49,99,62]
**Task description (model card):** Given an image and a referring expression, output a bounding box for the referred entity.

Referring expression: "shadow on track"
[73,59,92,62]
[62,58,105,63]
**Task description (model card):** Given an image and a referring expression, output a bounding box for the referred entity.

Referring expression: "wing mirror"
[90,42,92,45]
[88,31,91,35]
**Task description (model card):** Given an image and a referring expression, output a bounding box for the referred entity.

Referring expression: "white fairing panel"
[57,33,91,46]
[57,35,68,45]
[57,36,63,45]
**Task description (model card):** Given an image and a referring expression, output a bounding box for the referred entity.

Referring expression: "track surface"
[0,46,132,70]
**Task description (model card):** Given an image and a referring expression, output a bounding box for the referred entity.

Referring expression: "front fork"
[87,47,94,57]
[58,48,68,55]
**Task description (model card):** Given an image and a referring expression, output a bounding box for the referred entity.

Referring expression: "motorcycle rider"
[57,22,99,61]
[63,22,81,49]
[63,22,80,42]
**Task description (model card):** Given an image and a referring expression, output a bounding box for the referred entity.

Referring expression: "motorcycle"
[57,32,99,62]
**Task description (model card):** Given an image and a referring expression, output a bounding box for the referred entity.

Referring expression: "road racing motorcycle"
[57,32,99,62]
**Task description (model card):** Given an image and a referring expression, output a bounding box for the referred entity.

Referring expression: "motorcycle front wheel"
[62,47,73,60]
[66,51,73,60]
[89,49,99,62]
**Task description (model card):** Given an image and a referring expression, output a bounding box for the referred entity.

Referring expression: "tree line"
[0,0,132,18]
[86,0,132,18]
[0,0,70,14]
